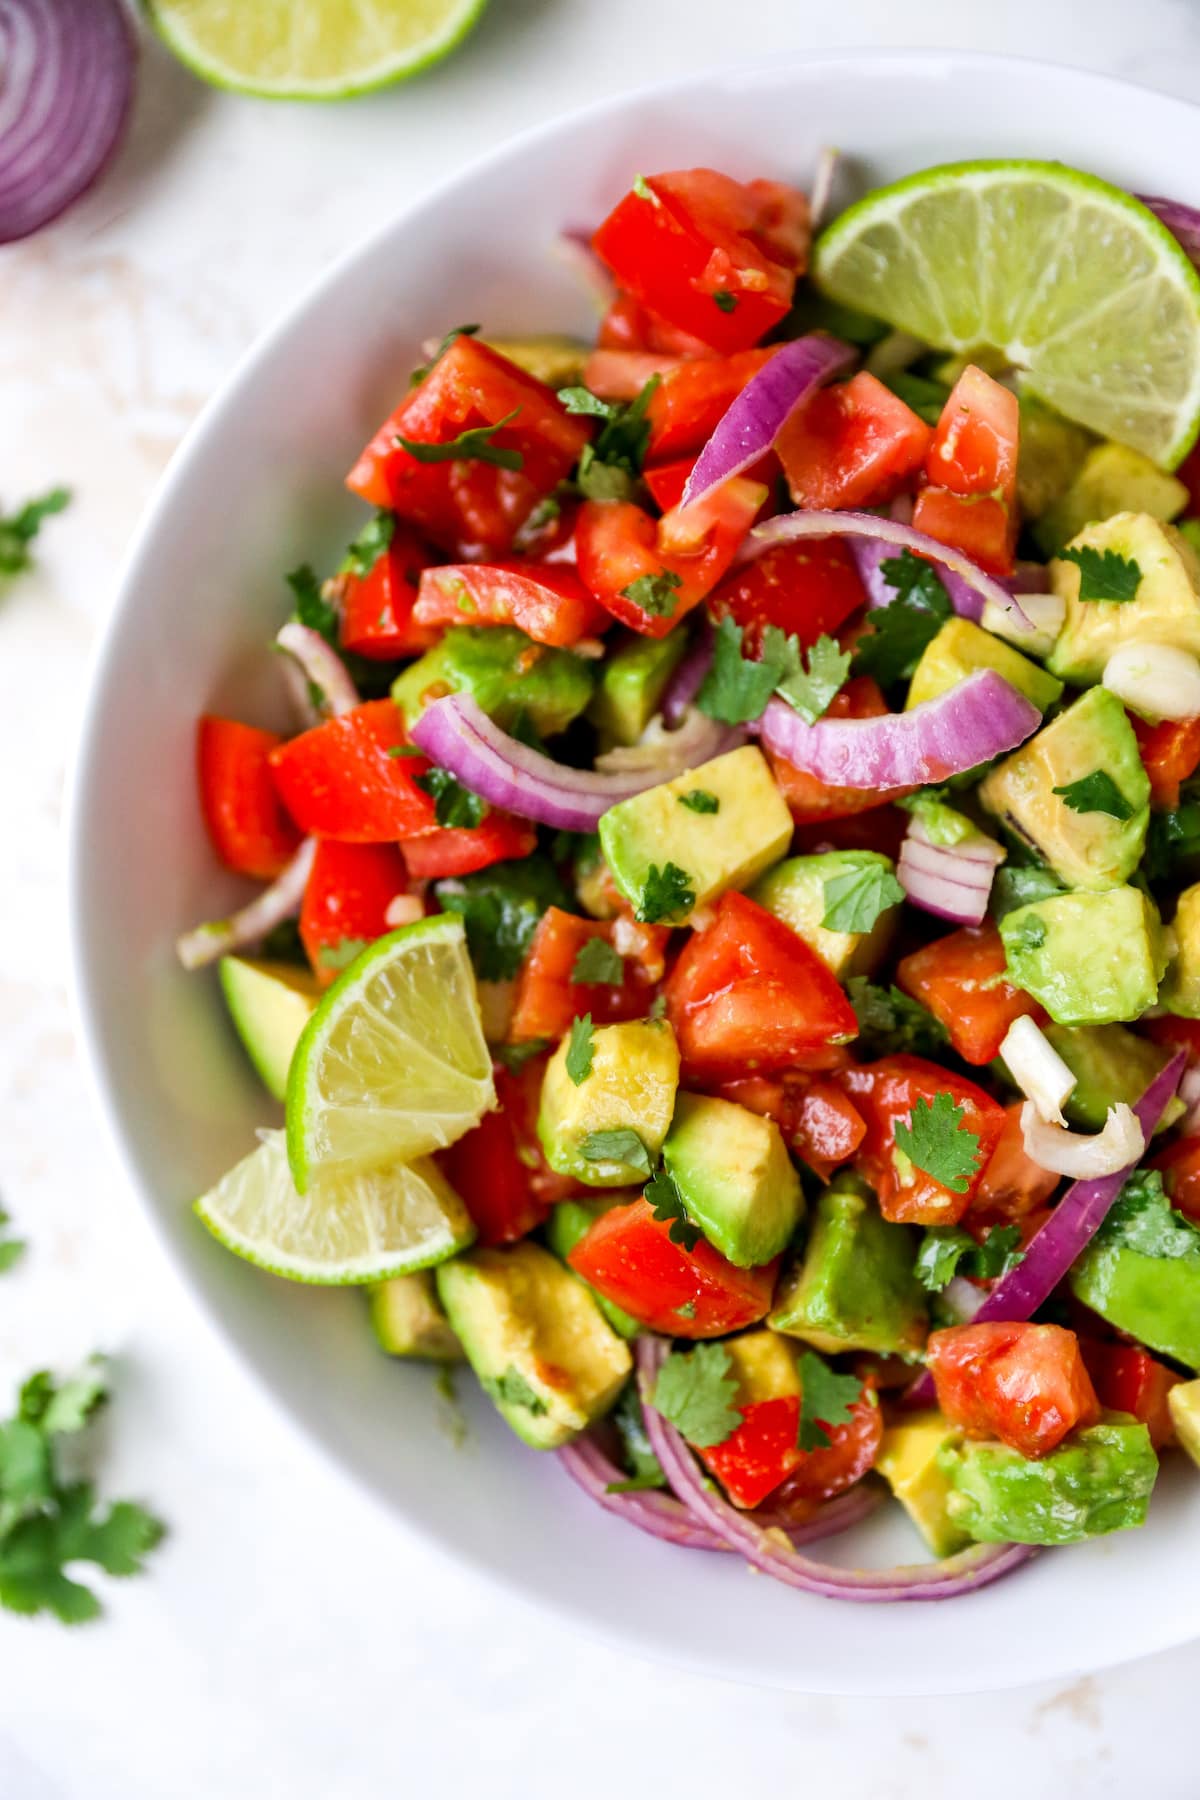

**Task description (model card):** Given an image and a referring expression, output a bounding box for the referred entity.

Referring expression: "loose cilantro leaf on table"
[434,855,570,982]
[0,1206,25,1275]
[1058,545,1142,602]
[797,1352,862,1451]
[411,323,480,384]
[915,1223,1025,1292]
[894,1093,982,1194]
[571,937,624,985]
[0,487,70,578]
[580,1129,653,1176]
[821,862,906,933]
[652,1344,741,1447]
[483,1367,547,1416]
[565,1014,595,1087]
[644,1167,701,1251]
[1052,771,1135,821]
[852,550,952,686]
[339,509,394,578]
[636,861,696,924]
[415,768,487,830]
[846,977,948,1058]
[678,789,719,814]
[395,408,524,472]
[621,569,681,618]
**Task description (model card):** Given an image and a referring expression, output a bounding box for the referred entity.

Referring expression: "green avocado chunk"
[538,1019,680,1186]
[219,956,321,1103]
[368,1271,462,1361]
[1016,393,1093,521]
[750,850,898,979]
[587,628,688,746]
[938,1419,1157,1545]
[1048,512,1200,686]
[906,616,1063,715]
[1161,881,1200,1019]
[999,886,1166,1026]
[662,1093,803,1268]
[1043,1024,1178,1132]
[545,1197,641,1337]
[1033,442,1187,558]
[768,1176,927,1357]
[391,625,595,737]
[1168,1378,1200,1467]
[1069,1173,1200,1369]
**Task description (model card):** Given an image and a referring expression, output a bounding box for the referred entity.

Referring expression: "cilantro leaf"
[483,1367,547,1415]
[621,569,682,619]
[1093,1169,1200,1259]
[894,1093,982,1194]
[565,1014,595,1086]
[0,487,70,578]
[878,549,949,607]
[565,375,661,500]
[821,861,906,933]
[697,615,780,724]
[973,1223,1025,1281]
[652,1344,741,1447]
[1144,801,1200,884]
[1052,770,1136,821]
[340,509,394,578]
[648,993,668,1021]
[852,551,952,686]
[434,856,570,982]
[797,1352,863,1452]
[771,630,852,726]
[285,562,340,647]
[989,860,1066,921]
[1058,544,1142,602]
[493,1037,551,1073]
[395,407,524,472]
[846,976,949,1058]
[606,1384,666,1493]
[678,789,719,815]
[643,1167,701,1251]
[713,290,738,313]
[316,937,371,973]
[0,1206,25,1275]
[571,937,624,985]
[579,1129,652,1175]
[412,322,480,384]
[415,767,487,830]
[915,1223,1024,1292]
[636,861,695,924]
[557,387,617,420]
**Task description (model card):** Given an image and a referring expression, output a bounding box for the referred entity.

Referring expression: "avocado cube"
[538,1019,680,1186]
[392,625,595,738]
[1168,1378,1200,1467]
[875,1411,972,1556]
[662,1093,803,1268]
[999,886,1166,1026]
[587,629,689,747]
[368,1271,462,1361]
[769,1177,927,1357]
[1043,1024,1178,1131]
[978,688,1149,891]
[545,1196,641,1336]
[481,334,589,388]
[1048,513,1200,685]
[750,851,898,979]
[598,745,792,922]
[906,617,1063,715]
[723,1329,804,1403]
[1069,1176,1200,1369]
[218,956,321,1103]
[938,1419,1158,1545]
[1161,881,1200,1019]
[435,1242,631,1449]
[1034,442,1188,557]
[1016,394,1093,521]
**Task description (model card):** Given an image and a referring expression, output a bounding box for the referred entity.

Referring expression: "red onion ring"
[175,839,316,972]
[897,821,1005,926]
[276,623,361,718]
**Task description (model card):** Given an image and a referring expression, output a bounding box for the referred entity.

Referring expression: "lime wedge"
[195,1132,474,1283]
[145,0,488,100]
[286,916,494,1192]
[813,160,1200,468]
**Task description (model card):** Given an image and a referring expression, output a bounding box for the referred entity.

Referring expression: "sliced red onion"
[898,818,1005,926]
[276,654,323,731]
[1138,195,1200,268]
[594,705,741,774]
[0,0,136,244]
[810,146,840,230]
[275,623,361,718]
[662,622,713,728]
[176,839,316,972]
[681,336,855,508]
[760,668,1040,790]
[637,1339,1033,1603]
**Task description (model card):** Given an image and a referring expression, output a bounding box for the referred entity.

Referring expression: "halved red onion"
[1138,194,1200,267]
[661,622,713,727]
[0,0,137,245]
[681,336,854,508]
[760,669,1041,790]
[898,819,1005,926]
[176,839,316,972]
[276,622,361,718]
[810,146,840,230]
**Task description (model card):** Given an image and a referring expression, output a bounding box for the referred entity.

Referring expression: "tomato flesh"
[299,841,410,987]
[718,1074,866,1180]
[567,1197,779,1337]
[268,701,436,842]
[440,1060,567,1245]
[400,812,536,880]
[337,526,439,660]
[1149,1132,1200,1224]
[971,1101,1061,1221]
[911,486,1016,579]
[645,348,779,459]
[1080,1340,1181,1448]
[708,538,866,657]
[895,923,1046,1065]
[838,1054,1007,1225]
[510,907,667,1042]
[776,372,932,511]
[927,1320,1101,1457]
[759,1390,882,1507]
[913,367,1020,577]
[1133,714,1200,809]
[197,717,302,881]
[597,291,716,358]
[413,560,608,649]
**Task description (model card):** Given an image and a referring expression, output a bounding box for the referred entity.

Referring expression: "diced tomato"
[926,366,1019,499]
[413,560,608,649]
[1133,714,1200,809]
[1179,440,1200,514]
[760,1390,882,1507]
[895,923,1046,1066]
[776,373,932,511]
[665,891,858,1082]
[345,336,590,555]
[337,524,439,661]
[719,1074,866,1180]
[580,349,681,403]
[597,291,718,359]
[268,701,435,842]
[197,716,302,881]
[911,486,1016,580]
[575,476,765,637]
[1150,1133,1200,1224]
[767,677,911,824]
[509,907,668,1041]
[837,1055,1007,1226]
[1142,1014,1200,1065]
[567,1196,779,1337]
[400,812,536,880]
[299,841,410,988]
[927,1320,1101,1457]
[1080,1339,1181,1449]
[708,538,866,657]
[700,1397,802,1509]
[643,348,778,459]
[642,458,696,512]
[971,1102,1062,1221]
[439,1061,561,1245]
[592,169,809,353]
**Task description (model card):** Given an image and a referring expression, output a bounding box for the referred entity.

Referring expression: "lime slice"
[813,160,1200,468]
[144,0,488,100]
[195,1131,474,1283]
[286,916,494,1192]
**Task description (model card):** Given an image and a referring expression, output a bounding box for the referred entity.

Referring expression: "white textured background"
[3,3,1200,1794]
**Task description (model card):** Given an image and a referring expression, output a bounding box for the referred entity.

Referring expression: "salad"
[180,155,1200,1604]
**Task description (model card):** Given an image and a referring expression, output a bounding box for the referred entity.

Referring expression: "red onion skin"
[661,621,713,727]
[681,336,854,508]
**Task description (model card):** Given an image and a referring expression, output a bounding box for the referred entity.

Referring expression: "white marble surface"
[5,3,1200,1793]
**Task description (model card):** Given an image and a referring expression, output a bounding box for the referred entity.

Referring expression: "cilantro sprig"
[846,977,949,1058]
[636,861,696,924]
[1058,544,1142,602]
[643,1166,701,1251]
[415,768,487,830]
[395,407,524,472]
[894,1093,982,1194]
[797,1352,863,1452]
[571,938,624,985]
[821,862,906,933]
[678,790,719,815]
[559,375,661,501]
[697,616,849,727]
[1052,770,1136,821]
[652,1344,741,1447]
[915,1223,1025,1292]
[852,550,953,686]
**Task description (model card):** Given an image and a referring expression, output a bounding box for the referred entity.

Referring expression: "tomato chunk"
[580,349,681,403]
[971,1102,1061,1221]
[776,373,932,511]
[760,1392,882,1508]
[1149,1132,1200,1224]
[197,716,302,881]
[837,1054,1007,1225]
[439,1060,567,1245]
[1133,714,1200,809]
[400,812,536,880]
[766,677,911,824]
[300,841,410,987]
[268,701,435,842]
[927,1320,1101,1457]
[597,291,721,359]
[337,524,438,661]
[1080,1339,1181,1448]
[927,366,1019,499]
[643,349,779,459]
[413,560,608,648]
[567,1197,779,1337]
[895,923,1046,1065]
[911,486,1016,580]
[509,907,667,1042]
[708,538,866,657]
[719,1074,866,1180]
[642,458,696,513]
[1142,1015,1200,1065]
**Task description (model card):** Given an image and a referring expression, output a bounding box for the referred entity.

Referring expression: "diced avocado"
[587,629,688,747]
[723,1328,803,1403]
[1161,881,1200,1019]
[750,851,898,979]
[938,1419,1158,1545]
[1069,1176,1200,1368]
[598,745,792,922]
[1047,513,1200,685]
[876,1410,972,1557]
[481,334,589,388]
[392,626,595,738]
[1034,443,1188,557]
[368,1271,462,1361]
[1180,519,1200,557]
[218,956,321,1103]
[1043,1024,1179,1133]
[1016,393,1093,521]
[769,1176,927,1357]
[538,1019,680,1186]
[545,1196,641,1336]
[663,1093,803,1268]
[1168,1378,1200,1466]
[999,887,1166,1026]
[435,1242,631,1449]
[906,617,1063,715]
[978,688,1149,891]
[573,839,620,920]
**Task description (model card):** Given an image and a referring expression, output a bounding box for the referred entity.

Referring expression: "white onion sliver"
[1020,1100,1145,1180]
[1000,1016,1076,1125]
[980,590,1064,658]
[276,622,361,718]
[1102,642,1200,723]
[176,839,316,972]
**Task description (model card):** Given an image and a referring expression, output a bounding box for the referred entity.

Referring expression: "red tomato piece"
[1149,1133,1200,1224]
[761,1389,882,1507]
[718,1074,866,1180]
[644,348,779,459]
[400,812,536,880]
[509,907,668,1042]
[1179,439,1200,513]
[708,538,867,656]
[592,169,809,353]
[895,923,1046,1066]
[700,1396,802,1510]
[791,806,910,861]
[568,1197,779,1337]
[580,349,682,403]
[268,701,436,842]
[337,525,439,661]
[413,560,609,649]
[776,372,932,511]
[642,458,697,513]
[299,841,410,988]
[345,337,590,555]
[926,366,1019,502]
[1133,714,1200,809]
[597,291,719,358]
[971,1102,1062,1221]
[766,677,912,824]
[665,892,858,1082]
[927,1320,1101,1458]
[197,717,302,881]
[1142,1015,1200,1064]
[1080,1339,1181,1449]
[837,1054,1007,1226]
[439,1060,566,1245]
[911,485,1016,579]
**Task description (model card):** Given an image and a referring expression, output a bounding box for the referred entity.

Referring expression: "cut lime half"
[195,1132,474,1284]
[144,0,488,100]
[286,915,494,1192]
[813,160,1200,468]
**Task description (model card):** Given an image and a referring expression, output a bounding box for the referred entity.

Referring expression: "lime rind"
[813,159,1200,469]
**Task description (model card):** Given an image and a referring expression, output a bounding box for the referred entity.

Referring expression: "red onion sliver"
[1137,194,1200,268]
[661,621,713,727]
[898,840,993,926]
[557,1435,727,1551]
[176,839,316,972]
[276,622,361,718]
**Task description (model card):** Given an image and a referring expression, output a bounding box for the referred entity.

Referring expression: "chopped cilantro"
[579,1129,653,1175]
[697,615,780,723]
[648,993,668,1022]
[772,630,852,725]
[316,937,371,973]
[678,789,719,814]
[494,1038,551,1073]
[412,322,480,384]
[989,860,1066,921]
[571,937,624,985]
[1093,1169,1200,1259]
[621,569,682,619]
[698,617,848,727]
[821,861,906,934]
[415,768,487,829]
[636,861,696,924]
[894,1093,982,1194]
[0,487,70,578]
[852,551,952,686]
[1058,544,1142,602]
[1052,770,1136,821]
[915,1223,1024,1292]
[652,1344,741,1447]
[395,407,524,472]
[483,1367,547,1415]
[434,855,570,981]
[676,1300,697,1319]
[568,375,662,501]
[1144,800,1200,884]
[387,744,424,758]
[644,1167,701,1251]
[797,1352,862,1452]
[565,1014,595,1086]
[846,976,948,1058]
[340,509,394,578]
[713,290,738,313]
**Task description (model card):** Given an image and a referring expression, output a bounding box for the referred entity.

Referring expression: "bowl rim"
[66,44,1200,1694]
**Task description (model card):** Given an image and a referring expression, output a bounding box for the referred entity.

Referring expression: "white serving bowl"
[70,49,1200,1694]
